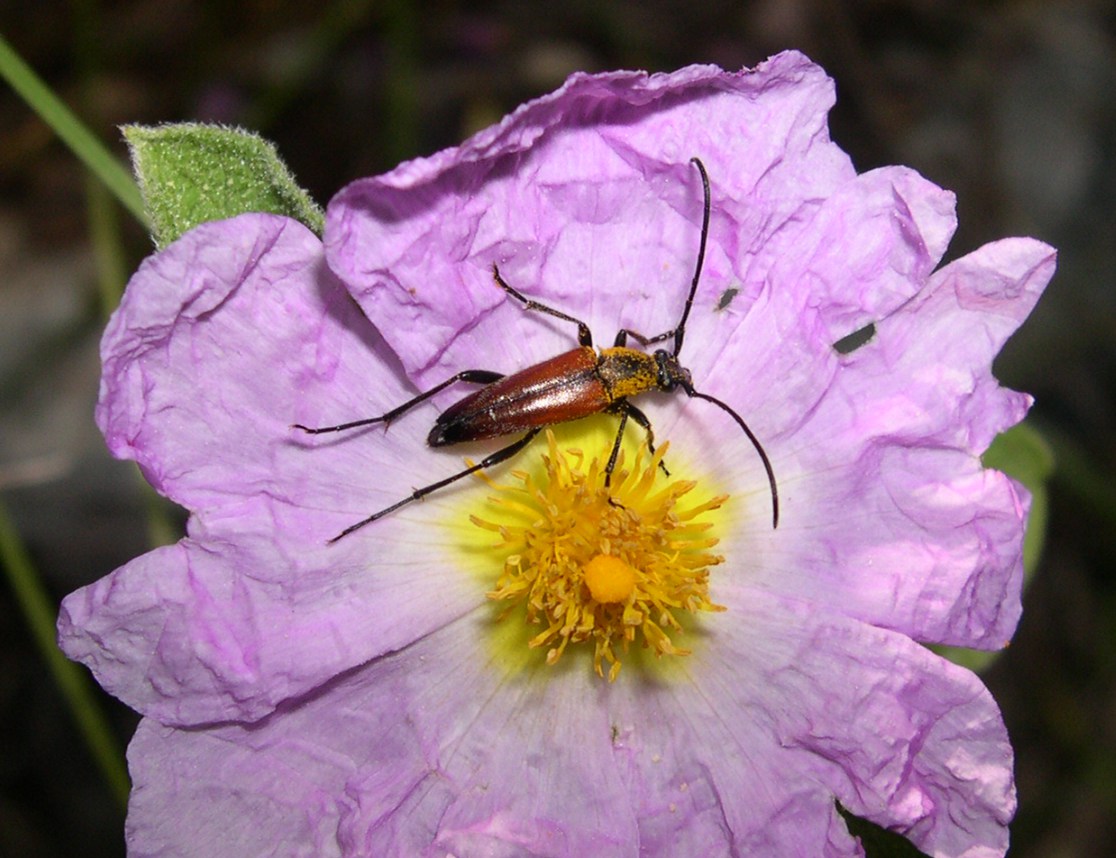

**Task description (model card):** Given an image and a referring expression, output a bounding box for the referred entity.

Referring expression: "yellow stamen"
[471,428,727,681]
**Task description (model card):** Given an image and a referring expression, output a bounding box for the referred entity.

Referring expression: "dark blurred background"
[1,1,1113,855]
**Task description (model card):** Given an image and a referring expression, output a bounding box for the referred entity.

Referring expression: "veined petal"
[58,527,480,724]
[124,614,641,857]
[662,166,959,456]
[123,591,1013,857]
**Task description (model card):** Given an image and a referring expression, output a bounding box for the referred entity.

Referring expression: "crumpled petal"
[61,215,488,723]
[123,589,1013,857]
[323,54,964,530]
[685,588,1015,858]
[656,164,959,446]
[326,52,855,388]
[124,613,639,857]
[758,237,1055,648]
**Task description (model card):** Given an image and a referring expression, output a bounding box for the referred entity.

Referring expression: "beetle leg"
[328,428,542,542]
[613,327,675,348]
[293,369,504,435]
[492,264,594,347]
[613,401,669,476]
[603,404,630,488]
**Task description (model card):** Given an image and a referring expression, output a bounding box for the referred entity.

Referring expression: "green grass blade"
[0,31,147,226]
[0,499,130,808]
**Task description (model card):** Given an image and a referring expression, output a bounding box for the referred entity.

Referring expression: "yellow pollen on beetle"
[470,429,727,682]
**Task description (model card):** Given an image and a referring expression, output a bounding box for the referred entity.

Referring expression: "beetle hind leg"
[293,369,504,435]
[327,428,541,542]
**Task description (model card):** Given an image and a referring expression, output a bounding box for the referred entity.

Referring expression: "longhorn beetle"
[295,158,779,542]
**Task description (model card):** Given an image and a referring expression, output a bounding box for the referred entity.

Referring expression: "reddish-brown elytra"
[295,158,779,542]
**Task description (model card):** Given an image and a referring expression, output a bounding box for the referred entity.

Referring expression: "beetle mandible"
[295,158,779,542]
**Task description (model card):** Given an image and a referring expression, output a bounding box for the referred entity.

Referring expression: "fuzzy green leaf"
[124,123,323,247]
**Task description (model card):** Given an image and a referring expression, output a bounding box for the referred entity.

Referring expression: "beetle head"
[654,350,693,392]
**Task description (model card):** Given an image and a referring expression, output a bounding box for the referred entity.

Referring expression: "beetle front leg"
[603,405,630,488]
[613,327,675,348]
[614,401,669,476]
[492,264,594,347]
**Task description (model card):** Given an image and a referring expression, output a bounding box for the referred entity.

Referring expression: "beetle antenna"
[673,156,711,359]
[685,385,779,528]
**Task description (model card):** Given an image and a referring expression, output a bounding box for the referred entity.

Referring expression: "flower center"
[471,429,727,681]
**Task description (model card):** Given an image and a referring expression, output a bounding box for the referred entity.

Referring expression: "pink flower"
[60,52,1054,856]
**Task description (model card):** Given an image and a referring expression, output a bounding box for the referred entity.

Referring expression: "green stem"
[0,30,147,226]
[0,499,130,808]
[85,169,128,313]
[71,0,130,312]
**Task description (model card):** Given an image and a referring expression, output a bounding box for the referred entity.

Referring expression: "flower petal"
[606,681,862,855]
[95,213,402,531]
[667,164,958,451]
[120,588,1010,856]
[123,614,644,856]
[325,52,854,387]
[682,589,1014,857]
[750,237,1055,646]
[66,214,499,722]
[59,529,485,723]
